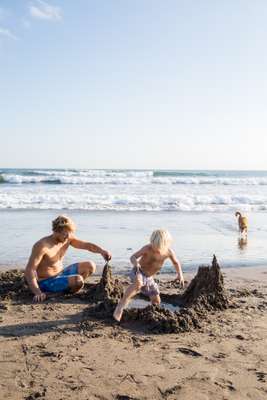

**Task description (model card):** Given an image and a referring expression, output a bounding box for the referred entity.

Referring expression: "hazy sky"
[0,0,267,170]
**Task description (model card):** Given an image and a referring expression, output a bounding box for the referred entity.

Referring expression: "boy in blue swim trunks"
[25,215,112,302]
[113,229,184,322]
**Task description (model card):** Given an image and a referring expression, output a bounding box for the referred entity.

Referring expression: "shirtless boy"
[113,229,184,322]
[25,215,111,302]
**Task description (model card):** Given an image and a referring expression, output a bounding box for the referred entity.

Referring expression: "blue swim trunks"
[38,263,79,293]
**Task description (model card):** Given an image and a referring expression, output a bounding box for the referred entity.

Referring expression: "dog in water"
[235,211,248,236]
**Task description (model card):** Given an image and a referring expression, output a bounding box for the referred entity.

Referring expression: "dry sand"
[0,264,266,400]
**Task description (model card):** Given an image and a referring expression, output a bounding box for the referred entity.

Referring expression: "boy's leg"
[59,261,96,294]
[63,261,96,280]
[77,261,96,279]
[145,278,160,305]
[150,294,161,305]
[39,274,84,294]
[113,276,143,322]
[68,275,84,293]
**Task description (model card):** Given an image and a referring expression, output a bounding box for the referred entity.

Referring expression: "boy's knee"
[70,275,84,291]
[134,279,142,291]
[151,296,161,305]
[88,261,96,274]
[79,261,96,277]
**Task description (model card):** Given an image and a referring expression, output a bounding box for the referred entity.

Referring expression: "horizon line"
[1,167,267,172]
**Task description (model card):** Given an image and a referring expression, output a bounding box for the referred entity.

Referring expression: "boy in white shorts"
[113,229,184,322]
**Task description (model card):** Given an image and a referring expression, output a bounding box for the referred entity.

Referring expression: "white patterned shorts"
[129,267,160,297]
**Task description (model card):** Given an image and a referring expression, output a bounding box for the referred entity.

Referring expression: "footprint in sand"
[176,347,203,357]
[213,352,227,359]
[25,388,47,400]
[256,371,267,383]
[214,378,236,392]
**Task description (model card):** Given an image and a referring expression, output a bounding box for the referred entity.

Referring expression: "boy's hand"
[175,274,184,288]
[101,249,112,261]
[33,292,46,303]
[136,262,141,271]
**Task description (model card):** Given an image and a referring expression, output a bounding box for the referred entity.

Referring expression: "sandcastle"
[83,256,229,334]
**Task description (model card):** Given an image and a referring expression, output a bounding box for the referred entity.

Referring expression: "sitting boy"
[25,215,111,302]
[113,229,184,322]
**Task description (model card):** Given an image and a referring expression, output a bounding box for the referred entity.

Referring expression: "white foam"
[2,172,267,186]
[1,169,267,211]
[1,188,267,212]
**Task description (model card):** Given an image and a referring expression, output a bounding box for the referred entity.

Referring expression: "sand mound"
[0,258,230,335]
[0,269,29,301]
[123,305,203,334]
[85,263,124,303]
[82,263,124,319]
[83,256,229,334]
[181,255,229,310]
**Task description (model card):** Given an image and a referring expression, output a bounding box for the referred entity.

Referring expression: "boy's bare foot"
[113,304,123,322]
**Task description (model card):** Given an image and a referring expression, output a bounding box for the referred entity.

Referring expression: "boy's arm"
[130,245,148,269]
[25,243,47,302]
[70,237,112,261]
[169,249,184,287]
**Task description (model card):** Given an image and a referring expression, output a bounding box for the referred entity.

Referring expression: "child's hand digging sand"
[113,229,184,322]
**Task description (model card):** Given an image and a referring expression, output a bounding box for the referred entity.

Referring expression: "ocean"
[1,168,267,212]
[0,168,266,273]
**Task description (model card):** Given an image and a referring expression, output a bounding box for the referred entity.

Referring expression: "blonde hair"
[52,215,76,233]
[150,229,172,251]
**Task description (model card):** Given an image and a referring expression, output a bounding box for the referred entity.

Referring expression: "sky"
[0,0,267,170]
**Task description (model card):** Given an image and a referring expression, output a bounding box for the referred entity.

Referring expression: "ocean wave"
[0,174,148,185]
[154,177,267,185]
[0,169,216,180]
[1,192,267,211]
[0,175,64,185]
[42,179,62,184]
[153,170,210,177]
[30,169,154,178]
[2,173,267,186]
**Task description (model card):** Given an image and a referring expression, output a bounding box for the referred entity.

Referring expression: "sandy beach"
[2,0,267,397]
[0,263,266,400]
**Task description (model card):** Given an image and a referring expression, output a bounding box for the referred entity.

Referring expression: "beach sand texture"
[0,263,266,400]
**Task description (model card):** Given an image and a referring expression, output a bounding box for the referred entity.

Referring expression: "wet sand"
[0,264,267,400]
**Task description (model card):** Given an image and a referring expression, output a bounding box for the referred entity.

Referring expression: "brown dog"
[235,211,248,236]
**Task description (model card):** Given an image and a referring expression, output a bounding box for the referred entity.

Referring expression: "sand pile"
[82,263,124,318]
[123,305,203,333]
[86,263,124,303]
[83,256,230,334]
[181,255,229,310]
[0,269,29,301]
[0,259,230,335]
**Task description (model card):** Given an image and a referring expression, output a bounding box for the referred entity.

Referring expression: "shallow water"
[0,209,266,273]
[127,298,180,313]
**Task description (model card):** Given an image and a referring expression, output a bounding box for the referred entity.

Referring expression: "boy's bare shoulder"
[134,244,151,256]
[143,244,153,252]
[32,236,50,252]
[168,248,176,257]
[137,243,150,251]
